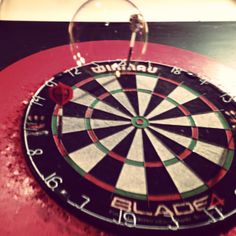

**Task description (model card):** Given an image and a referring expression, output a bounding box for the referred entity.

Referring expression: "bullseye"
[131,116,149,128]
[137,119,144,125]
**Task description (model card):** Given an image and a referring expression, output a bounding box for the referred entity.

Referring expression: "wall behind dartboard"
[0,21,236,70]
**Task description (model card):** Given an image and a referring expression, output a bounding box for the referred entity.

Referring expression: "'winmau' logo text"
[91,62,158,74]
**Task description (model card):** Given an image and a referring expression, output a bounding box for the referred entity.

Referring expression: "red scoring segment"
[136,119,144,125]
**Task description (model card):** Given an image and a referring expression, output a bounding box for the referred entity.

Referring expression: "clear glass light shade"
[68,0,148,66]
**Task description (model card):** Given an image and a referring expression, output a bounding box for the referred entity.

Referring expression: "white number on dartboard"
[65,67,82,77]
[31,95,46,106]
[203,207,225,222]
[44,172,63,191]
[220,94,235,103]
[164,213,180,230]
[27,148,43,156]
[199,78,208,85]
[67,195,91,211]
[79,195,90,210]
[113,210,137,228]
[45,80,57,87]
[171,67,182,75]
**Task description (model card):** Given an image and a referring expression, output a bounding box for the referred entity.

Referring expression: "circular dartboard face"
[23,60,236,232]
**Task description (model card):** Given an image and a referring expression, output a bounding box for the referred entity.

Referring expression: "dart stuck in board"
[49,82,73,106]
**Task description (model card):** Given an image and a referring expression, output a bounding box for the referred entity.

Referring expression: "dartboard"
[22,52,236,233]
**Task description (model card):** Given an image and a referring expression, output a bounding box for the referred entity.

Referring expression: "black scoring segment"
[118,74,140,115]
[80,79,133,117]
[182,97,213,115]
[149,123,192,138]
[89,156,124,186]
[142,130,163,163]
[198,127,228,147]
[148,127,187,156]
[150,106,184,120]
[93,124,132,141]
[91,108,130,121]
[154,78,178,96]
[183,152,223,183]
[144,78,177,116]
[144,96,163,117]
[63,102,88,118]
[146,167,180,196]
[111,128,137,158]
[62,130,93,154]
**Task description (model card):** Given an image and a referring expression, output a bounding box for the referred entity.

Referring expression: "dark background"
[1,21,236,70]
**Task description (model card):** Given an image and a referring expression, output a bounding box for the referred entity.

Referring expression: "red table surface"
[0,40,235,236]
